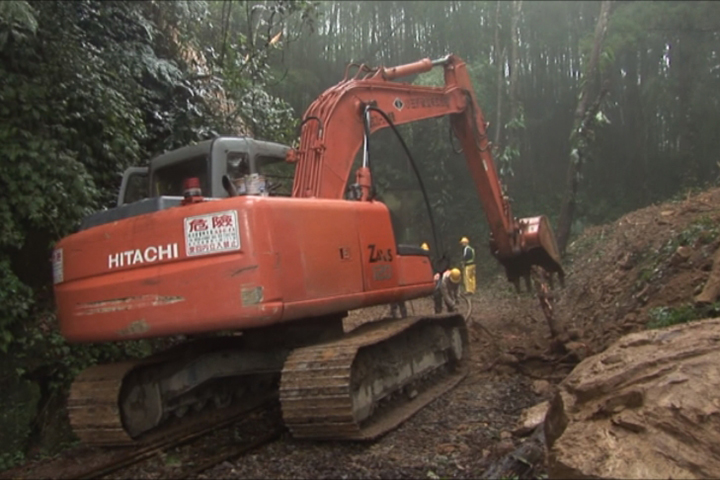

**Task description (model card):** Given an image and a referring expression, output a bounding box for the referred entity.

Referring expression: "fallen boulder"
[545,317,720,479]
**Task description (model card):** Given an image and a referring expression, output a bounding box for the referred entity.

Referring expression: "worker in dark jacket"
[433,268,462,313]
[460,236,476,294]
[390,301,407,319]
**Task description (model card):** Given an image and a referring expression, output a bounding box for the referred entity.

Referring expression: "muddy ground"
[6,186,720,479]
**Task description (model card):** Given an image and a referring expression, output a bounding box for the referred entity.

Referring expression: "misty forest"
[2,1,720,478]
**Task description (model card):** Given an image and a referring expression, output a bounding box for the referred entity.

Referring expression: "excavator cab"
[117,136,291,207]
[86,137,292,231]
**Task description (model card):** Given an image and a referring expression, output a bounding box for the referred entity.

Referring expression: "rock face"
[545,318,720,479]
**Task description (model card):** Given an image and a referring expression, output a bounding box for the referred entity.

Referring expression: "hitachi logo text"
[108,243,179,269]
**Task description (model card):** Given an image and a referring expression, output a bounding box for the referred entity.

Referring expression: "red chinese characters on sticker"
[184,210,241,257]
[188,218,208,232]
[212,214,234,228]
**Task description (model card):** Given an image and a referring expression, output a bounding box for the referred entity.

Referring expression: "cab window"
[120,169,148,205]
[153,155,209,196]
[256,155,294,196]
[227,151,251,179]
[226,151,251,195]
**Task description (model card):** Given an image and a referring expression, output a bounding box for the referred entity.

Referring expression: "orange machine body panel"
[53,196,434,343]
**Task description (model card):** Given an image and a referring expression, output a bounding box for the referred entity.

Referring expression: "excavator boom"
[288,54,563,285]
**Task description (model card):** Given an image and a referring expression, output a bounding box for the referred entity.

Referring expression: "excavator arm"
[288,54,563,287]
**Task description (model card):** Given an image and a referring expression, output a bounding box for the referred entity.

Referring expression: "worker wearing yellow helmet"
[421,242,429,251]
[459,236,476,295]
[433,268,462,313]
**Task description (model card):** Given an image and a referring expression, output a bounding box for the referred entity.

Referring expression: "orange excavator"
[52,54,563,445]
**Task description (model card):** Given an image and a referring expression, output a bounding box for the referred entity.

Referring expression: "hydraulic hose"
[363,105,446,267]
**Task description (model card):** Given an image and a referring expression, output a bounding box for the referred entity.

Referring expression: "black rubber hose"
[297,116,323,138]
[364,105,446,265]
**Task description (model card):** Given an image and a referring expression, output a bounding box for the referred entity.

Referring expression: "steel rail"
[74,399,276,480]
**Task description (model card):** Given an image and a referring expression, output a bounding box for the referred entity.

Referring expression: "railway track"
[73,399,282,480]
[1,396,283,480]
[171,427,284,480]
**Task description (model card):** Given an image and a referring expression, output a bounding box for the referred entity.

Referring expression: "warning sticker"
[184,210,241,257]
[52,248,64,284]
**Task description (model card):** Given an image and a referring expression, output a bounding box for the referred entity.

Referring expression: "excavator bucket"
[499,215,564,291]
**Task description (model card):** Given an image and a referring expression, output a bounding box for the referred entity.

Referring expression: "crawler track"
[68,360,149,445]
[280,314,469,440]
[67,335,284,446]
[61,310,472,479]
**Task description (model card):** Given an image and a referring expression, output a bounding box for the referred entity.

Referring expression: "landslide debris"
[558,187,720,354]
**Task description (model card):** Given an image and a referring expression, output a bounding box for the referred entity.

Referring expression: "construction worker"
[433,268,462,313]
[421,242,430,251]
[459,237,476,295]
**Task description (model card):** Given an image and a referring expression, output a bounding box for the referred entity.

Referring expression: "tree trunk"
[675,28,699,189]
[493,0,504,148]
[508,0,521,123]
[506,0,522,183]
[555,0,613,254]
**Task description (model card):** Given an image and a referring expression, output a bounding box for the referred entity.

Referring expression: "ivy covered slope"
[0,0,309,468]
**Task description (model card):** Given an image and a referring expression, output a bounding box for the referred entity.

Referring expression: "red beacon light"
[181,177,204,205]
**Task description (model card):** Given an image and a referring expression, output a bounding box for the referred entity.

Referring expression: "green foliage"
[0,0,289,466]
[497,106,526,179]
[0,0,219,352]
[0,261,32,353]
[0,451,25,471]
[0,0,37,48]
[10,318,153,394]
[0,375,38,470]
[201,0,317,144]
[647,302,720,330]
